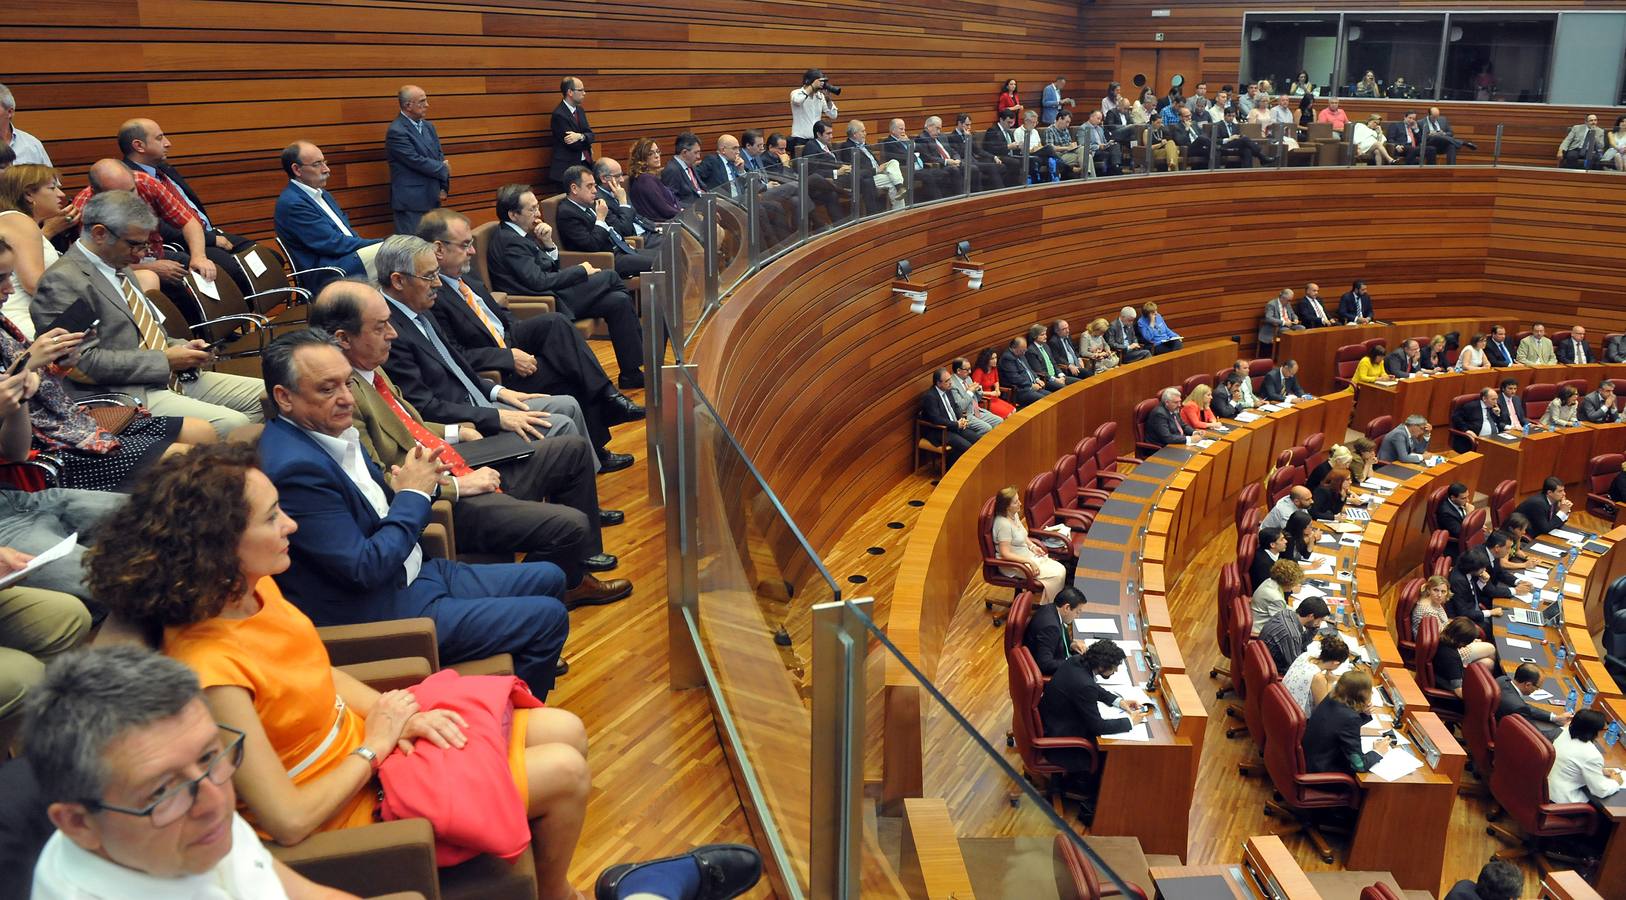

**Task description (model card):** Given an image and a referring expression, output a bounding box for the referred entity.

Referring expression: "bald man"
[1262,485,1316,531]
[696,134,748,201]
[118,117,256,294]
[386,84,450,234]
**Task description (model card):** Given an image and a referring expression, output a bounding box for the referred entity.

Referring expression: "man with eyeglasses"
[33,190,266,436]
[274,140,384,290]
[26,646,357,898]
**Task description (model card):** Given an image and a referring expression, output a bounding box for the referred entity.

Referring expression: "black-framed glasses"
[117,236,152,252]
[82,725,245,827]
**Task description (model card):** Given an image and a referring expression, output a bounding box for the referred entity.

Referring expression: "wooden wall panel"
[5,0,1091,240]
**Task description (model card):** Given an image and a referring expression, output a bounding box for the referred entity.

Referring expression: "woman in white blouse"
[1283,633,1349,716]
[991,485,1066,602]
[1547,710,1625,804]
[0,164,76,339]
[1352,116,1395,165]
[1456,333,1490,371]
[1542,385,1582,429]
[1251,557,1304,632]
[1604,115,1626,172]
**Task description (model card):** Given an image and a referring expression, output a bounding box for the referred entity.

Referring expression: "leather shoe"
[594,843,763,900]
[564,573,632,609]
[599,508,625,527]
[606,392,645,424]
[1463,141,1478,151]
[598,451,634,473]
[554,658,570,677]
[617,371,645,390]
[583,553,619,573]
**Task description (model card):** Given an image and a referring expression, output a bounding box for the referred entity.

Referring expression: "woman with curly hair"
[87,444,590,900]
[627,137,681,222]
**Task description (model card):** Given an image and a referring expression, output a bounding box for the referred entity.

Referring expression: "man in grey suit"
[948,357,1000,436]
[1558,114,1606,169]
[30,191,263,436]
[1515,323,1557,366]
[1377,415,1430,463]
[385,85,450,234]
[1105,307,1150,363]
[1419,107,1472,165]
[1495,664,1567,740]
[1581,380,1623,424]
[1607,333,1626,364]
[1257,288,1303,346]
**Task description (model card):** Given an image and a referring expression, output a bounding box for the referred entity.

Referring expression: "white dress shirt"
[6,126,51,166]
[301,423,425,585]
[790,87,837,139]
[289,179,353,237]
[32,812,290,899]
[1303,295,1328,324]
[1547,732,1622,804]
[78,238,167,330]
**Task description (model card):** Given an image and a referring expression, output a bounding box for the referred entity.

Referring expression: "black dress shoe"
[598,451,634,473]
[564,573,631,608]
[617,371,645,390]
[606,392,645,424]
[582,553,619,573]
[599,508,625,527]
[1463,140,1478,151]
[554,658,570,677]
[594,843,763,900]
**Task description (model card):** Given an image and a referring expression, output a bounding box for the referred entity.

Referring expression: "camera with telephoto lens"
[823,83,842,96]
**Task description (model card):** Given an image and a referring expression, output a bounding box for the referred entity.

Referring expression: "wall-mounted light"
[951,240,984,290]
[892,259,927,314]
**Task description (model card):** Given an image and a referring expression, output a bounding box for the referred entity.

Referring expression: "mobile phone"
[77,320,101,353]
[3,351,27,378]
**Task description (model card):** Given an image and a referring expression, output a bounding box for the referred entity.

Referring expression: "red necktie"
[934,140,948,160]
[575,108,592,162]
[373,375,477,479]
[685,164,701,193]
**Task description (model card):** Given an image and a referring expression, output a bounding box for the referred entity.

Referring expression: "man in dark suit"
[944,113,1000,191]
[1025,586,1087,676]
[1443,860,1522,900]
[695,133,749,202]
[920,368,977,466]
[1046,319,1088,381]
[1258,359,1308,402]
[1485,325,1515,367]
[259,330,570,697]
[548,77,594,193]
[1435,482,1470,554]
[1386,111,1424,165]
[1023,324,1074,390]
[1466,531,1528,601]
[1555,325,1593,365]
[1581,380,1623,423]
[555,165,656,280]
[1495,664,1566,740]
[1210,108,1264,167]
[981,108,1026,187]
[485,183,645,389]
[1607,333,1626,364]
[1213,373,1247,420]
[1296,282,1332,329]
[1338,281,1374,324]
[1169,106,1209,169]
[1450,387,1508,452]
[593,157,666,251]
[273,141,381,285]
[310,280,630,605]
[915,116,966,191]
[373,234,595,450]
[117,117,255,293]
[1038,643,1150,774]
[1494,378,1531,430]
[835,120,895,216]
[1146,387,1196,447]
[997,337,1049,407]
[1104,308,1151,363]
[659,132,706,208]
[1420,107,1472,165]
[385,85,450,235]
[1515,477,1573,538]
[883,118,951,201]
[1384,339,1423,377]
[416,207,640,468]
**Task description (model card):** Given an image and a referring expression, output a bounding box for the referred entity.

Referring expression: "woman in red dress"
[997,79,1023,119]
[970,347,1017,419]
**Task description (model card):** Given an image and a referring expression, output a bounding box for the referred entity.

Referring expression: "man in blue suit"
[258,328,570,697]
[385,85,450,234]
[273,141,382,291]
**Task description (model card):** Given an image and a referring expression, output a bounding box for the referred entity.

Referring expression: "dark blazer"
[1024,603,1072,677]
[384,113,449,214]
[914,131,960,166]
[595,185,657,239]
[1446,568,1491,628]
[1038,656,1130,742]
[379,295,503,435]
[1295,296,1332,329]
[1302,697,1374,775]
[1386,121,1423,148]
[1514,494,1563,537]
[548,101,594,183]
[1146,403,1193,447]
[1580,390,1623,424]
[1495,393,1529,427]
[1612,470,1626,504]
[1310,484,1345,520]
[1450,401,1507,452]
[694,153,748,197]
[1606,334,1626,364]
[1442,880,1487,900]
[1494,675,1561,738]
[1046,333,1085,374]
[428,271,516,373]
[1306,458,1334,492]
[555,197,627,255]
[485,221,615,320]
[1463,546,1518,599]
[1436,497,1468,547]
[1486,338,1515,367]
[272,181,377,276]
[1250,548,1278,592]
[1258,368,1303,402]
[1337,289,1373,323]
[1104,319,1140,355]
[998,348,1039,392]
[659,158,704,206]
[942,128,980,161]
[259,418,432,627]
[879,135,918,168]
[1212,387,1242,420]
[919,385,965,431]
[1383,349,1420,378]
[982,124,1017,158]
[1024,343,1063,384]
[1555,336,1593,365]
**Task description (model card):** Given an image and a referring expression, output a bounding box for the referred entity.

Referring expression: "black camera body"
[823,83,842,96]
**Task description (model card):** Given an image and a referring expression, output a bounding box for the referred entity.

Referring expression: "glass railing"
[635,128,1603,895]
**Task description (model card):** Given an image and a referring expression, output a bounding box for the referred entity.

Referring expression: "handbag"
[84,406,137,435]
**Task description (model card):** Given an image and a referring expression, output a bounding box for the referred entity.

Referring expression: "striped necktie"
[120,276,168,351]
[456,280,504,348]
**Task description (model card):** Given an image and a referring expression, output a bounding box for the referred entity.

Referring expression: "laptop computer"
[457,432,541,468]
[1507,598,1562,628]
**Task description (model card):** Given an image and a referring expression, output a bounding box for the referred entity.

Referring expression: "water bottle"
[1556,562,1567,593]
[1529,586,1541,607]
[1566,686,1578,713]
[1608,720,1621,747]
[1583,687,1596,708]
[1522,422,1530,438]
[1555,644,1567,668]
[1128,612,1139,634]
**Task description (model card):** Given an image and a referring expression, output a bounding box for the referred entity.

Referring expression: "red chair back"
[1461,509,1489,552]
[1006,590,1037,655]
[1217,563,1241,661]
[1490,479,1518,527]
[1394,577,1422,664]
[1007,646,1097,777]
[1424,485,1450,532]
[1026,471,1062,529]
[1052,453,1084,513]
[1053,834,1148,900]
[1228,593,1253,684]
[1073,435,1098,471]
[1133,398,1161,457]
[1181,372,1211,398]
[1235,533,1258,594]
[1359,884,1403,900]
[1235,482,1262,530]
[1423,528,1450,569]
[1302,431,1326,457]
[1450,392,1477,413]
[1334,344,1364,388]
[1462,662,1499,779]
[1267,465,1304,505]
[1248,358,1273,387]
[1414,616,1461,720]
[1364,415,1394,441]
[1241,640,1279,749]
[1489,715,1599,838]
[1092,421,1121,469]
[1362,338,1386,353]
[1558,378,1589,398]
[1589,453,1624,496]
[1238,508,1262,540]
[1524,382,1556,420]
[1261,682,1360,810]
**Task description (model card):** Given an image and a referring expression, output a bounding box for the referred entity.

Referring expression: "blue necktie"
[416,313,494,408]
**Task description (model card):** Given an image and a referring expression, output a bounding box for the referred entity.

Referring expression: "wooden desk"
[1091,673,1208,859]
[1349,364,1626,440]
[1149,863,1256,900]
[1239,835,1317,900]
[1543,869,1609,900]
[1590,697,1626,900]
[1347,710,1466,892]
[1472,423,1626,496]
[1276,318,1493,396]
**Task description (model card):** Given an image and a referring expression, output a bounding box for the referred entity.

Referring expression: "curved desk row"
[1278,318,1502,395]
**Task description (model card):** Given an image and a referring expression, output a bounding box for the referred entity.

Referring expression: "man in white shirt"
[27,646,357,899]
[789,68,839,155]
[0,83,51,166]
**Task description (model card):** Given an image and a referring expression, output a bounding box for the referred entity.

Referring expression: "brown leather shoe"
[564,574,633,610]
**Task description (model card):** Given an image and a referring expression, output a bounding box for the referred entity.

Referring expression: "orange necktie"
[372,375,475,478]
[457,280,504,348]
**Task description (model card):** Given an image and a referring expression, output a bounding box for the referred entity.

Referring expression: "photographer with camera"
[790,68,840,157]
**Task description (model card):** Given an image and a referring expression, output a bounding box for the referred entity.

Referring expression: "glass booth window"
[1242,14,1341,97]
[1442,14,1556,102]
[1343,15,1446,100]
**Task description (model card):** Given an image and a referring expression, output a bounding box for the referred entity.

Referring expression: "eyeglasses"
[83,725,245,827]
[118,236,153,252]
[407,272,440,284]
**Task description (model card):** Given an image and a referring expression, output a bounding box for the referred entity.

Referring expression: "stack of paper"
[1316,533,1340,547]
[1194,439,1216,449]
[1074,617,1121,636]
[1235,411,1263,423]
[1527,543,1565,559]
[0,533,76,590]
[1550,529,1586,546]
[1304,558,1338,577]
[1368,748,1425,781]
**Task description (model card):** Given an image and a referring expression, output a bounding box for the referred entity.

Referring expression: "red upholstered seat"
[1302,432,1325,457]
[1524,383,1556,420]
[1490,479,1518,528]
[1393,577,1422,665]
[1235,482,1262,531]
[1586,453,1625,520]
[1028,470,1091,534]
[1261,682,1362,810]
[1007,646,1098,785]
[1180,372,1211,398]
[1413,616,1463,723]
[1359,884,1403,900]
[1267,465,1305,506]
[1132,397,1162,458]
[1424,485,1451,532]
[1461,508,1489,553]
[1363,415,1393,442]
[1052,834,1148,900]
[1093,421,1138,480]
[1489,715,1599,837]
[1461,662,1498,785]
[1241,640,1279,754]
[1333,344,1364,391]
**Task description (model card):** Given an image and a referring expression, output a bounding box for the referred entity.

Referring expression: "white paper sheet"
[1317,534,1340,546]
[1235,411,1263,423]
[1257,403,1286,413]
[1550,529,1586,545]
[1527,543,1565,559]
[1361,732,1411,753]
[1193,439,1216,449]
[193,276,220,301]
[1505,638,1533,649]
[1565,581,1584,596]
[1530,689,1555,702]
[1367,748,1425,782]
[0,533,76,591]
[1293,584,1328,601]
[1074,618,1121,636]
[245,251,269,277]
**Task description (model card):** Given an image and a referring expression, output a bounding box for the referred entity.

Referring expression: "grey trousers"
[0,488,126,600]
[524,394,598,472]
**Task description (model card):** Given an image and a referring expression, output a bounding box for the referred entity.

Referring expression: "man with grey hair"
[1258,287,1303,346]
[32,190,265,435]
[0,83,51,166]
[385,84,450,234]
[274,140,383,285]
[947,356,1001,436]
[1379,414,1431,463]
[1146,386,1202,448]
[836,120,902,213]
[26,646,356,897]
[1104,306,1150,364]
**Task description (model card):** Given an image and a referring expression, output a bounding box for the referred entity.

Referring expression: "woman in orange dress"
[970,347,1017,418]
[87,444,591,900]
[1180,383,1217,431]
